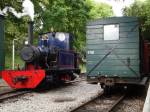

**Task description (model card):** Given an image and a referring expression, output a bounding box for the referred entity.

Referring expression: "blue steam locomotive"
[2,32,80,89]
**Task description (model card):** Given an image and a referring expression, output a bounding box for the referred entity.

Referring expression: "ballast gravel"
[0,81,103,112]
[0,79,12,94]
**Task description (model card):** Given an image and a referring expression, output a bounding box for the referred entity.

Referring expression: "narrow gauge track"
[0,74,85,102]
[0,90,31,102]
[72,93,126,112]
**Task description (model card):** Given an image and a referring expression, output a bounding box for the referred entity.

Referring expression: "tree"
[123,0,150,39]
[0,0,113,58]
[89,2,113,19]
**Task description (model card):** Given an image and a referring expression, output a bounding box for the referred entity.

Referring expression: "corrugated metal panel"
[0,15,5,71]
[86,17,140,78]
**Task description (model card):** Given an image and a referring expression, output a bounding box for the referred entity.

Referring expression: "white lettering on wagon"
[88,50,95,55]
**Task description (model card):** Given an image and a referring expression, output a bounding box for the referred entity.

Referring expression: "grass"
[5,53,24,70]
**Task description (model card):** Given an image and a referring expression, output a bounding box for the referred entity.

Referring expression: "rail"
[72,93,126,112]
[0,90,30,102]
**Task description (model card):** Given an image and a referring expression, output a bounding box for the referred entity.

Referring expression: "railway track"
[72,93,126,112]
[0,74,85,102]
[0,90,30,102]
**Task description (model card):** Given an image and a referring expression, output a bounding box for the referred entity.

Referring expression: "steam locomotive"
[1,23,80,89]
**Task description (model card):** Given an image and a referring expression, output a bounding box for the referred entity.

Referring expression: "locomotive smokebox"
[28,21,34,45]
[0,15,5,72]
[20,45,40,62]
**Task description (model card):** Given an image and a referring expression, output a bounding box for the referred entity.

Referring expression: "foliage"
[1,0,113,68]
[39,0,90,58]
[5,53,24,69]
[123,0,150,39]
[89,2,113,19]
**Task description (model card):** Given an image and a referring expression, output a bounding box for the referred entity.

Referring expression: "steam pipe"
[28,21,34,45]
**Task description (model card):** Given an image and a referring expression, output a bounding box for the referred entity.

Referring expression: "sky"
[93,0,135,16]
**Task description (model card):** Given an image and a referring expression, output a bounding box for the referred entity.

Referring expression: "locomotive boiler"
[1,22,80,89]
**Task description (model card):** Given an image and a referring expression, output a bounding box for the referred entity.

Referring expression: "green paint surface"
[86,17,140,78]
[0,16,5,71]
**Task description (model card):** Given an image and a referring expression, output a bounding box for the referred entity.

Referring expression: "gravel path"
[0,81,103,112]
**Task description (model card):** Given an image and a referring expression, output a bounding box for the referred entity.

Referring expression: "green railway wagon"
[86,17,149,87]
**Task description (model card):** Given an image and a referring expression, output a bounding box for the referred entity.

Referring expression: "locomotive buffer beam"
[13,76,28,84]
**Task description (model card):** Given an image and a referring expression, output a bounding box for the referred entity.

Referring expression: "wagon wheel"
[104,85,112,96]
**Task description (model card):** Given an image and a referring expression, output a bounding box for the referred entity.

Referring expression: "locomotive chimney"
[28,21,34,45]
[0,15,5,72]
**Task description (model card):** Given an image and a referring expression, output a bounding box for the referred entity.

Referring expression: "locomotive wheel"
[35,79,52,90]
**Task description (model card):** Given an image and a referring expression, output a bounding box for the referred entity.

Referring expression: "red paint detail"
[143,41,150,74]
[61,74,71,81]
[26,64,35,70]
[26,64,41,70]
[1,70,45,89]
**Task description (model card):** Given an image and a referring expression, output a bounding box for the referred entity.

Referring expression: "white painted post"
[12,39,18,70]
[143,83,150,112]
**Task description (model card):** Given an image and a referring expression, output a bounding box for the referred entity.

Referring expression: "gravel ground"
[0,79,12,94]
[112,85,148,112]
[0,79,9,87]
[74,84,148,112]
[112,93,145,112]
[75,93,124,112]
[0,81,103,112]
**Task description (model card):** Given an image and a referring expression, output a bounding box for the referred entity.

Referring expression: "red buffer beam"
[1,70,45,89]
